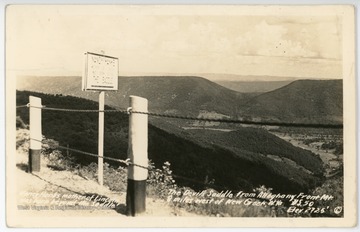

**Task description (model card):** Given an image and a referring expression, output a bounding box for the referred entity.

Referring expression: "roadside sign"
[81,51,119,186]
[82,52,119,91]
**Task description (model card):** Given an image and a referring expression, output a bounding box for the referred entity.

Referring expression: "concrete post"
[28,96,42,173]
[126,95,148,216]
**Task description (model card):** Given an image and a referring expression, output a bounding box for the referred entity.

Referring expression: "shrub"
[311,176,343,217]
[42,138,76,171]
[77,162,128,192]
[147,160,177,199]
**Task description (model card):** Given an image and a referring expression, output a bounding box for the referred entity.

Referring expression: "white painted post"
[126,95,148,216]
[98,91,105,186]
[29,96,42,173]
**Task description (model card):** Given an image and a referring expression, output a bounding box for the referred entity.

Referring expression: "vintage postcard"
[5,4,356,228]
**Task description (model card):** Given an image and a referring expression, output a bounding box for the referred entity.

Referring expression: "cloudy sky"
[6,5,344,80]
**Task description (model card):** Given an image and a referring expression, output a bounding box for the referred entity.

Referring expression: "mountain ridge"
[17,75,342,124]
[241,79,342,124]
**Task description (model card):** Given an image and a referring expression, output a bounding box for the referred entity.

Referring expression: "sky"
[6,5,344,80]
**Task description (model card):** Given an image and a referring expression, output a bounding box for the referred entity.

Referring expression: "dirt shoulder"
[15,129,198,218]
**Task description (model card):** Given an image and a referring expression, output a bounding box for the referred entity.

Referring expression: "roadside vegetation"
[16,90,343,217]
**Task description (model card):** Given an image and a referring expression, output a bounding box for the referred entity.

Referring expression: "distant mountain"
[241,79,343,124]
[17,76,251,117]
[215,80,293,93]
[17,76,343,124]
[196,73,299,82]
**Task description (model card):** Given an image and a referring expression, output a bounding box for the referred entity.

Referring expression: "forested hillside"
[182,127,324,175]
[16,90,324,194]
[242,79,342,124]
[17,76,343,125]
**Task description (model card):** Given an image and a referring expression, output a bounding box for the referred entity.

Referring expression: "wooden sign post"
[82,52,118,186]
[28,96,42,173]
[126,95,148,216]
[98,91,105,186]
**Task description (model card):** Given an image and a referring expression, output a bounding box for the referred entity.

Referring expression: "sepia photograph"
[5,4,357,228]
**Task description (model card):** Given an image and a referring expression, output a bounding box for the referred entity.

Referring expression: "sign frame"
[82,52,119,91]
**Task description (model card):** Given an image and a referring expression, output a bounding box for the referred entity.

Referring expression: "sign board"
[82,52,119,91]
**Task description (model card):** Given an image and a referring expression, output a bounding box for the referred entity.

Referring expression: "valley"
[269,130,342,178]
[15,75,343,198]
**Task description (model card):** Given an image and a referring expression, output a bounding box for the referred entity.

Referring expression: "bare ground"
[15,129,198,217]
